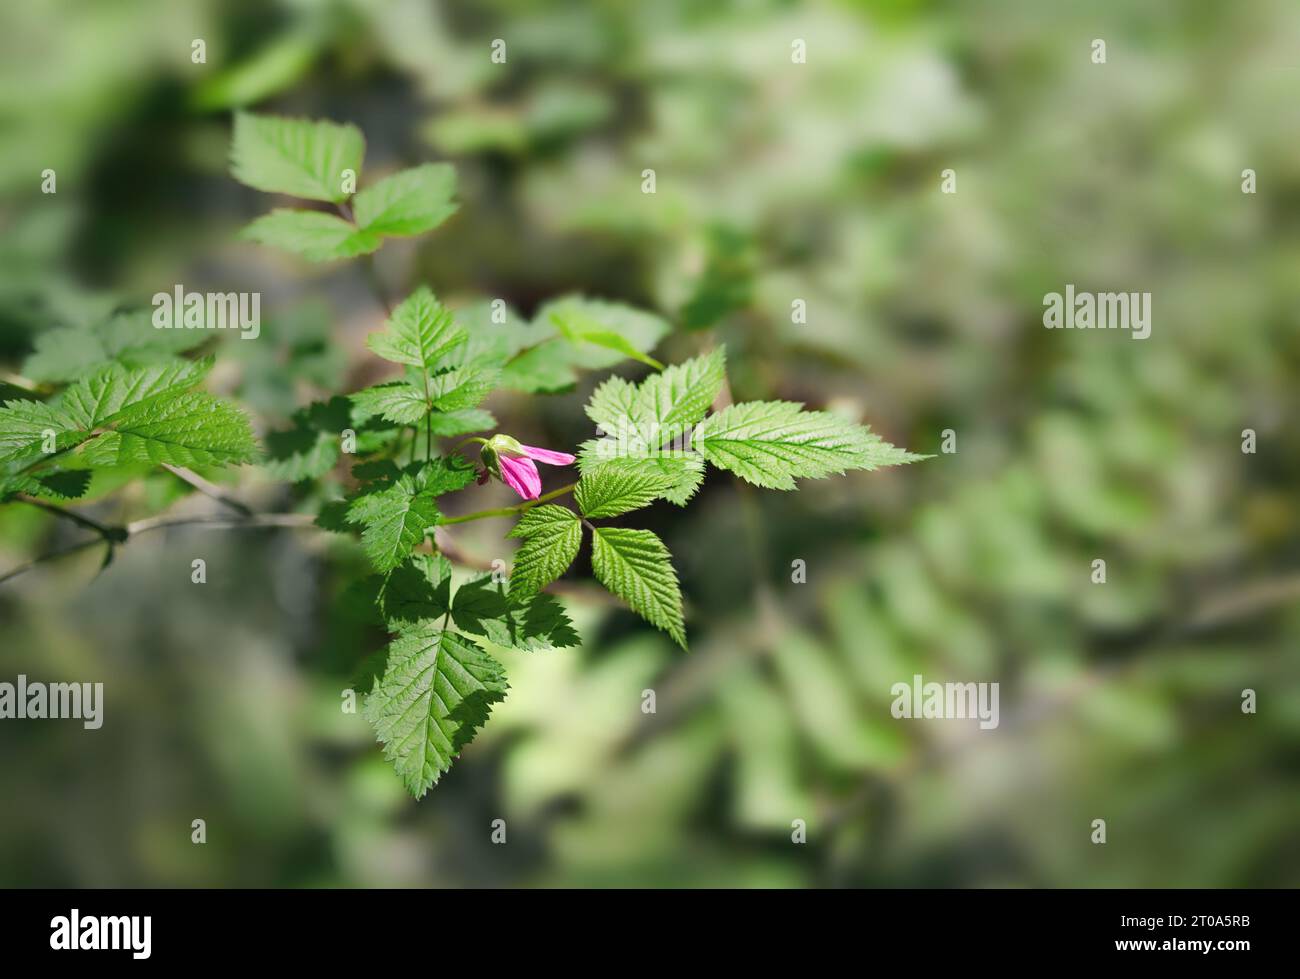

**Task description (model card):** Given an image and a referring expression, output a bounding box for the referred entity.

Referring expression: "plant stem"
[0,370,44,393]
[0,510,317,586]
[439,482,577,525]
[19,497,126,541]
[162,464,253,517]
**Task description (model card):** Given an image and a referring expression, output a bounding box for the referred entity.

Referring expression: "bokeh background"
[1,0,1298,887]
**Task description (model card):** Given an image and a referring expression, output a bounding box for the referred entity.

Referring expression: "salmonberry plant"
[0,115,924,798]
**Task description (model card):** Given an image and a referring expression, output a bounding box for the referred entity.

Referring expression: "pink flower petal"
[521,444,576,466]
[498,454,542,499]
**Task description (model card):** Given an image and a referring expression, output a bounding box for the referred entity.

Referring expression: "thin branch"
[161,464,253,517]
[18,497,124,540]
[0,511,317,586]
[0,370,45,393]
[125,512,316,535]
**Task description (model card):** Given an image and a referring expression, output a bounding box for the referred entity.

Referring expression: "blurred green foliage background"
[1,0,1298,887]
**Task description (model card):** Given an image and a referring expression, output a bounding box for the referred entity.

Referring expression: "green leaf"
[0,399,79,466]
[441,297,672,393]
[364,626,508,798]
[191,33,320,111]
[0,469,92,502]
[345,479,439,574]
[451,574,579,651]
[427,367,498,411]
[61,359,213,429]
[79,391,258,469]
[344,461,473,573]
[506,504,582,599]
[239,210,381,262]
[378,554,453,628]
[426,408,496,437]
[576,446,707,508]
[349,366,496,426]
[590,526,686,648]
[263,397,351,483]
[24,311,209,384]
[695,400,923,490]
[365,287,466,372]
[550,307,664,370]
[499,340,578,393]
[350,381,429,426]
[433,300,574,392]
[575,463,676,518]
[230,112,364,203]
[574,348,723,507]
[533,296,670,371]
[353,163,458,237]
[586,346,726,445]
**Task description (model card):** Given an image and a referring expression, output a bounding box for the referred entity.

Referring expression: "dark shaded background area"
[0,0,1297,886]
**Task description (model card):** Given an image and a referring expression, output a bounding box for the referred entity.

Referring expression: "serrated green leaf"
[61,359,213,429]
[506,504,582,599]
[586,347,725,448]
[427,366,498,411]
[349,366,496,427]
[345,481,439,573]
[350,381,429,425]
[639,346,727,431]
[0,399,80,466]
[451,574,579,651]
[365,287,466,372]
[343,461,475,574]
[230,112,364,203]
[364,626,507,798]
[354,163,458,237]
[590,526,686,648]
[583,376,639,437]
[0,469,92,502]
[576,445,706,507]
[695,400,923,490]
[79,391,258,469]
[378,554,453,628]
[575,463,676,517]
[239,209,381,262]
[575,348,722,508]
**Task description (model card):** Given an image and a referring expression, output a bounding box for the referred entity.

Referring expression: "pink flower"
[482,436,576,500]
